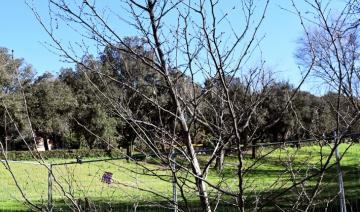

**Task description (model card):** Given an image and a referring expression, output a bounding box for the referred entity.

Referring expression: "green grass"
[1,143,360,211]
[0,159,174,211]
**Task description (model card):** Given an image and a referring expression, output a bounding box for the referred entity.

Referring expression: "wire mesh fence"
[1,141,360,211]
[239,142,360,212]
[0,157,179,211]
[0,160,48,211]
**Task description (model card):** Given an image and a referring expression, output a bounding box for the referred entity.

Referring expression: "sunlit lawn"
[0,158,174,211]
[1,143,360,211]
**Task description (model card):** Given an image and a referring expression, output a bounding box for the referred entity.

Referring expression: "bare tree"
[27,0,276,211]
[267,0,360,210]
[8,0,359,211]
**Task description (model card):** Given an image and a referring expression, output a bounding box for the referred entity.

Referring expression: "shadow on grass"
[53,198,360,212]
[4,194,360,211]
[43,199,242,212]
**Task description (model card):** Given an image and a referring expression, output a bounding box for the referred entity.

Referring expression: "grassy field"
[1,143,360,211]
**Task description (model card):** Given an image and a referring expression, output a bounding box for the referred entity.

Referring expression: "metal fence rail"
[2,131,360,211]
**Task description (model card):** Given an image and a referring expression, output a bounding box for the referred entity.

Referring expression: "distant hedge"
[0,149,125,160]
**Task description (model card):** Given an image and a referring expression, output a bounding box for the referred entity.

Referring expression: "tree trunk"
[196,177,211,212]
[182,123,211,211]
[214,148,225,172]
[126,138,134,162]
[237,142,245,212]
[44,136,49,151]
[273,132,278,143]
[251,139,257,159]
[191,154,211,212]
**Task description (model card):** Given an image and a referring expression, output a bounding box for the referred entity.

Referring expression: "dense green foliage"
[0,44,359,154]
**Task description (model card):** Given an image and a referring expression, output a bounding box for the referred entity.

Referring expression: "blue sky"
[0,1,334,93]
[0,1,66,72]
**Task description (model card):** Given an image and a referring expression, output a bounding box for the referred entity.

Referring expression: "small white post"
[171,151,177,212]
[334,131,346,212]
[48,164,53,212]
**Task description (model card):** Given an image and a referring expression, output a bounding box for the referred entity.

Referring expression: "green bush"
[0,149,125,160]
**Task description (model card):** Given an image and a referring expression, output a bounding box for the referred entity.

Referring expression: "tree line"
[1,40,357,153]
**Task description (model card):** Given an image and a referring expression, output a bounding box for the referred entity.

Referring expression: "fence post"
[334,131,346,212]
[48,163,53,212]
[171,151,177,212]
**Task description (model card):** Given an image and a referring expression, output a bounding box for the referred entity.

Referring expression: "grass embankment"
[1,143,360,211]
